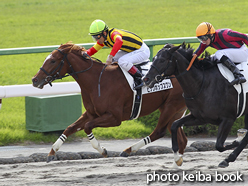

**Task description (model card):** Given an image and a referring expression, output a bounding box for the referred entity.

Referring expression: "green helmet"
[89,19,108,36]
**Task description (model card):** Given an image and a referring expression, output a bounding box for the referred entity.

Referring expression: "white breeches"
[113,42,150,71]
[213,44,248,63]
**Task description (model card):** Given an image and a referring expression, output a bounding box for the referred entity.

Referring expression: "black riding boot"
[220,55,246,85]
[132,70,144,90]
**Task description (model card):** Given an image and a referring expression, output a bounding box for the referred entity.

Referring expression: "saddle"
[119,61,173,120]
[218,61,248,118]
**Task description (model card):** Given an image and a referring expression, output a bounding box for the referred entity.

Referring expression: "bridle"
[150,49,179,82]
[149,48,172,82]
[150,63,166,82]
[150,48,205,100]
[40,49,93,86]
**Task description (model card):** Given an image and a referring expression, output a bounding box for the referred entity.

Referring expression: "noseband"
[40,49,93,86]
[40,49,66,86]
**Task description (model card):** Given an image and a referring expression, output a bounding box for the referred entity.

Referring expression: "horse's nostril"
[32,78,38,83]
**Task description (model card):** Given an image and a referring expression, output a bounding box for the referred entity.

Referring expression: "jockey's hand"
[82,51,86,56]
[106,55,114,65]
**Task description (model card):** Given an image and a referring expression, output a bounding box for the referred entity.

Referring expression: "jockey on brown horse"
[85,19,150,90]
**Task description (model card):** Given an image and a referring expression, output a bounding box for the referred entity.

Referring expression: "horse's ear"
[169,45,181,53]
[181,42,186,48]
[163,43,174,48]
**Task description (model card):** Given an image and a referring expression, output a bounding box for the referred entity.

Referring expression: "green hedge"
[138,109,245,137]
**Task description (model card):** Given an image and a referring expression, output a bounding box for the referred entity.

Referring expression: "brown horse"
[32,42,187,162]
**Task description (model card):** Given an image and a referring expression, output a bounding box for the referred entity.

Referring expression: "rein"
[40,49,93,86]
[40,51,66,86]
[98,65,107,97]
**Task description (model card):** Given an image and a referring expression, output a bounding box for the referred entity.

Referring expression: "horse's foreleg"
[171,114,204,166]
[47,112,89,163]
[84,113,121,157]
[215,119,234,152]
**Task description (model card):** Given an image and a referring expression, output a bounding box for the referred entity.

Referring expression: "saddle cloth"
[120,62,173,94]
[217,62,248,118]
[119,62,173,120]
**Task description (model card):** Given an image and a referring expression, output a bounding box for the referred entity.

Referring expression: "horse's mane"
[178,43,218,70]
[58,41,86,54]
[58,42,103,63]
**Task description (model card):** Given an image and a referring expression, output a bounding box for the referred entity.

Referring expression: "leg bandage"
[87,133,104,154]
[52,134,67,152]
[174,152,183,162]
[131,136,151,152]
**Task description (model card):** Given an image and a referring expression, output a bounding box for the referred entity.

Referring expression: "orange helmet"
[196,22,215,37]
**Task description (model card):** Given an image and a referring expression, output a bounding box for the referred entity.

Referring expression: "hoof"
[218,160,229,168]
[120,151,129,157]
[102,148,108,158]
[171,161,180,169]
[175,157,183,166]
[47,155,55,163]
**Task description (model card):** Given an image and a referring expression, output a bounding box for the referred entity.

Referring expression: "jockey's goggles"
[92,34,101,42]
[197,35,209,43]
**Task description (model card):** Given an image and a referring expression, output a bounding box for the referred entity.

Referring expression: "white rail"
[0,82,81,99]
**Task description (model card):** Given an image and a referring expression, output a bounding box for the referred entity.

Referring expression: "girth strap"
[130,88,142,120]
[237,84,244,118]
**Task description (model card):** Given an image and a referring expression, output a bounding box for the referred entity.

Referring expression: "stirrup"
[231,77,246,85]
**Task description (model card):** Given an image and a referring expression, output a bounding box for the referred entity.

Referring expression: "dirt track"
[0,148,248,186]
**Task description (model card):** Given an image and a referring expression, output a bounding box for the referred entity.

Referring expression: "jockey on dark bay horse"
[84,19,150,90]
[194,22,248,85]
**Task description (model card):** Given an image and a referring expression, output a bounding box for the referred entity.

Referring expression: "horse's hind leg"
[166,108,188,155]
[219,114,248,168]
[47,112,89,163]
[120,106,187,157]
[219,132,248,168]
[171,114,205,166]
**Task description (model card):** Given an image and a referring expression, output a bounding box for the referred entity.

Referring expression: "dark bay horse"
[32,42,187,162]
[144,43,248,168]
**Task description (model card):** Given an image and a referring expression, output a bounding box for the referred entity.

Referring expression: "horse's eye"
[51,60,56,64]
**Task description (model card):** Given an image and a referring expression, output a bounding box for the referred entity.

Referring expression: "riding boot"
[128,65,144,89]
[220,55,246,85]
[132,70,144,90]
